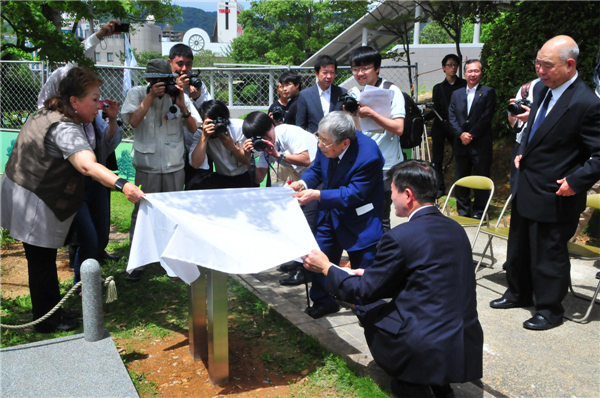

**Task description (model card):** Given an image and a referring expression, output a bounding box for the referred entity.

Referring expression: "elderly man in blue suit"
[303,160,483,398]
[295,55,347,133]
[290,111,384,319]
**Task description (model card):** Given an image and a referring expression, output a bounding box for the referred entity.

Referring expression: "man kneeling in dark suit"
[303,160,483,398]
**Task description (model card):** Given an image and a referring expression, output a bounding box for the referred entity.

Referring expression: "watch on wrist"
[114,178,128,193]
[181,110,191,118]
[279,152,286,162]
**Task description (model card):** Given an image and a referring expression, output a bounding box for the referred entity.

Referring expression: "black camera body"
[271,105,286,122]
[252,136,269,152]
[507,98,532,116]
[148,76,180,98]
[208,117,229,138]
[186,72,203,91]
[339,94,359,113]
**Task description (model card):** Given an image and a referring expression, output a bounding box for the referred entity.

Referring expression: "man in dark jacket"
[303,160,483,398]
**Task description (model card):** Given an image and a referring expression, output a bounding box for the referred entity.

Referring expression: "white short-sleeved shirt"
[362,78,406,171]
[514,78,541,144]
[256,124,317,176]
[1,122,93,248]
[189,119,248,176]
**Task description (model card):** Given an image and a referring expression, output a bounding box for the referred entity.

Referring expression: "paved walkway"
[0,331,138,398]
[234,208,600,397]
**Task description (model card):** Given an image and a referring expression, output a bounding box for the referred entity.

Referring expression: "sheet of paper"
[358,85,393,132]
[127,187,320,284]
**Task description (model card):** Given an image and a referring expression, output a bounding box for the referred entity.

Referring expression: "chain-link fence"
[1,61,417,140]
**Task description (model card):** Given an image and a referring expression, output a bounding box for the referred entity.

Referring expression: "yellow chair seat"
[447,215,482,226]
[568,242,600,260]
[480,227,510,239]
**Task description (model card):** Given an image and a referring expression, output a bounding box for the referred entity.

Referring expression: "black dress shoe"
[278,261,300,273]
[60,309,81,320]
[431,384,455,398]
[304,302,340,319]
[127,269,144,282]
[34,319,79,334]
[99,251,121,265]
[390,379,434,398]
[523,314,562,331]
[489,297,531,309]
[279,269,310,286]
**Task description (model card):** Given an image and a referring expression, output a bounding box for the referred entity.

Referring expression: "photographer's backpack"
[381,81,423,149]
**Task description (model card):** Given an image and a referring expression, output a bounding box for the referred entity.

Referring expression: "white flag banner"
[127,187,319,284]
[123,33,137,97]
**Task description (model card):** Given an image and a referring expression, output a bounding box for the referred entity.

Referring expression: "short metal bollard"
[81,259,104,342]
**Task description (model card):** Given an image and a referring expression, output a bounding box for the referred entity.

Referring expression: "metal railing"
[1,60,417,140]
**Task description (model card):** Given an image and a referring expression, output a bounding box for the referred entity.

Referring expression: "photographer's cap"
[143,58,173,78]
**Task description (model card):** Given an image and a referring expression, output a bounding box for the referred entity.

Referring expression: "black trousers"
[502,200,578,325]
[23,243,62,326]
[454,147,492,217]
[431,123,454,192]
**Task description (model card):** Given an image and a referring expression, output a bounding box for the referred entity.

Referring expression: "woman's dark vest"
[4,109,85,221]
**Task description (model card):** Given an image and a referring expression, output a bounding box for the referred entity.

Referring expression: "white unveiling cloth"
[127,187,319,284]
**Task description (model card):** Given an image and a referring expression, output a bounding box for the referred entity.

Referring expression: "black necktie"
[528,91,553,143]
[330,157,340,175]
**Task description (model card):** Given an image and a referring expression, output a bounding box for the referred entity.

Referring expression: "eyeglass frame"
[313,131,339,148]
[351,65,375,74]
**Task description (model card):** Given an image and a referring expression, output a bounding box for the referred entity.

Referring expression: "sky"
[172,0,253,13]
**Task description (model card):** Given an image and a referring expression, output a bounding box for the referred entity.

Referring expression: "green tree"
[1,1,181,67]
[481,1,600,133]
[367,1,419,94]
[420,20,492,44]
[416,1,500,77]
[117,50,166,67]
[117,149,136,181]
[229,0,369,65]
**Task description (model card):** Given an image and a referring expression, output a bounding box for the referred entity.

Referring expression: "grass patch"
[128,370,158,397]
[1,228,16,246]
[295,355,390,398]
[110,191,134,232]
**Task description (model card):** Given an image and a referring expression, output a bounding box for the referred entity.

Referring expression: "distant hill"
[156,6,217,34]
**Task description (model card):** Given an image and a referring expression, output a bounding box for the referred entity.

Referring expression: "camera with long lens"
[186,71,203,91]
[271,105,286,123]
[507,98,532,116]
[147,75,180,98]
[251,136,269,152]
[208,117,229,138]
[339,94,359,113]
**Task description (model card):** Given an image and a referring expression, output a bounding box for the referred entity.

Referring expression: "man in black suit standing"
[425,54,467,198]
[296,55,347,133]
[490,36,600,330]
[303,160,483,398]
[448,59,496,218]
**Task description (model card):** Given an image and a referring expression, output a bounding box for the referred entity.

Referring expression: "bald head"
[536,35,578,89]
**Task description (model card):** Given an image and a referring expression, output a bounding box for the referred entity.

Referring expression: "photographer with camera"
[188,100,253,189]
[121,58,201,281]
[424,54,467,198]
[268,72,302,125]
[347,46,405,233]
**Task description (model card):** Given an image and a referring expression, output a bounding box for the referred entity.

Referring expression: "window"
[94,52,101,62]
[107,53,114,62]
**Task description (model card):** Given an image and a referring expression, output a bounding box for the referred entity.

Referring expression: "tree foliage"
[481,1,600,133]
[417,1,500,77]
[420,20,491,44]
[229,0,369,65]
[1,1,181,68]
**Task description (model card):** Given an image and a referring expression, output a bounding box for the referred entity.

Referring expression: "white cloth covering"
[127,187,319,284]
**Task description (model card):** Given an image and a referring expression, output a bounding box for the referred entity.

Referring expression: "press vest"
[4,109,85,221]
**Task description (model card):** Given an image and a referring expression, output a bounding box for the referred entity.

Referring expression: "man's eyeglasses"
[351,66,374,74]
[314,132,336,148]
[445,63,459,68]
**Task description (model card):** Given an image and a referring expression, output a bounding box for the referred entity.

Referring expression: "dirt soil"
[0,229,312,398]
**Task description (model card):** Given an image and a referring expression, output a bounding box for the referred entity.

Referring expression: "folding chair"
[474,194,512,273]
[441,176,494,249]
[565,194,600,323]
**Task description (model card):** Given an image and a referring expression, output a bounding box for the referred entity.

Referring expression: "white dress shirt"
[318,85,332,117]
[466,84,479,114]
